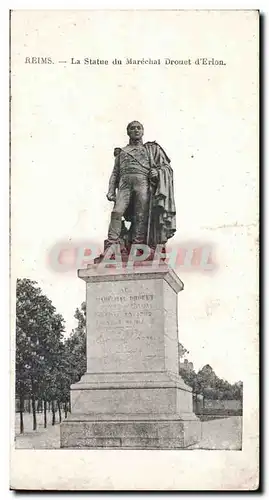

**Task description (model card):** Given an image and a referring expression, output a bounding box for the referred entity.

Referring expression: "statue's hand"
[149,168,158,181]
[106,192,116,202]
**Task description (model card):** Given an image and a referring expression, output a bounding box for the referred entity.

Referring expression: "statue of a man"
[103,121,176,255]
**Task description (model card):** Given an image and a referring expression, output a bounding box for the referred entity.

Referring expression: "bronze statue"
[99,121,176,260]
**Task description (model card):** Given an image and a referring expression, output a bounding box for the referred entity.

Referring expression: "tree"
[56,342,75,417]
[37,312,65,426]
[231,381,243,400]
[16,279,65,431]
[179,368,197,390]
[64,302,86,387]
[178,342,189,362]
[177,343,243,402]
[196,364,218,395]
[16,325,31,433]
[177,342,199,391]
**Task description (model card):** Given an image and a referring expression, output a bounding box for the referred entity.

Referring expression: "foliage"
[64,302,86,384]
[16,279,66,430]
[178,342,189,360]
[16,280,87,433]
[178,345,243,401]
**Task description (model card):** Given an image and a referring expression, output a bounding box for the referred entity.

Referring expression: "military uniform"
[106,143,152,246]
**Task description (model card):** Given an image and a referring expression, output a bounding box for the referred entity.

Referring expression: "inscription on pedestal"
[95,290,154,329]
[86,280,166,373]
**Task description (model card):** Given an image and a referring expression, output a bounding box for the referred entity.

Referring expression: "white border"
[2,2,265,497]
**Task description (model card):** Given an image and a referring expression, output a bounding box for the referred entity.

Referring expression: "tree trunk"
[57,401,62,423]
[51,400,56,426]
[19,394,24,434]
[27,398,31,413]
[32,396,37,430]
[64,401,68,418]
[44,400,47,428]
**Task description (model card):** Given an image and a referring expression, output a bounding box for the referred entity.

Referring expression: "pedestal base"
[61,414,201,449]
[60,263,201,449]
[60,371,201,449]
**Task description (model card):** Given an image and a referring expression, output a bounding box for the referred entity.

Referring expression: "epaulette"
[113,147,122,157]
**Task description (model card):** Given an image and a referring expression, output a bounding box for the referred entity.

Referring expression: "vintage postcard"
[10,9,259,490]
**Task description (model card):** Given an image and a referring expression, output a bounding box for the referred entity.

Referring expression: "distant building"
[179,359,194,373]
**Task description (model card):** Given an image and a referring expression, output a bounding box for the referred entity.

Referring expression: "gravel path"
[189,416,242,450]
[15,412,62,449]
[14,414,242,450]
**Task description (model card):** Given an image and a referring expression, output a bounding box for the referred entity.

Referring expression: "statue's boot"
[94,238,129,265]
[107,212,123,243]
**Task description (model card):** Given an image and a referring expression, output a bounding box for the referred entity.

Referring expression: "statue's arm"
[106,153,120,202]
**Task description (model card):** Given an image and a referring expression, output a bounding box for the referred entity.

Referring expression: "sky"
[11,10,259,383]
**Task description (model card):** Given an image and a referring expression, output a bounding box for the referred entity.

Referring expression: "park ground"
[14,413,242,450]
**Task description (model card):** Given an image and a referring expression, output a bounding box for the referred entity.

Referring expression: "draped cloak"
[144,141,176,246]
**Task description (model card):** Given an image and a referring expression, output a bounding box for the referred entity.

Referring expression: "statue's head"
[127,121,144,141]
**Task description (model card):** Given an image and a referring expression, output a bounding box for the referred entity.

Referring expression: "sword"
[146,182,154,246]
[146,146,156,246]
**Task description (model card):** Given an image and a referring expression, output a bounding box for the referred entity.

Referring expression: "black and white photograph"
[10,9,259,490]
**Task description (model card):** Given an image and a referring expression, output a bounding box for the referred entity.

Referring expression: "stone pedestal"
[60,262,201,449]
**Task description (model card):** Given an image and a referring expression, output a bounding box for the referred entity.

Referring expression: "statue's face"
[127,121,144,141]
